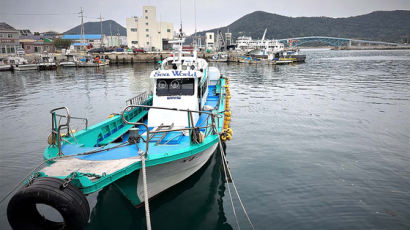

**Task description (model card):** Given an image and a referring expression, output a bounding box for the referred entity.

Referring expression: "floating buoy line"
[219,76,255,230]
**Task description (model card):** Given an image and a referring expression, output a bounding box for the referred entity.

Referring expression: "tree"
[53,38,72,49]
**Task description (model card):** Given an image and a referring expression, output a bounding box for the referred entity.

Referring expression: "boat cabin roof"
[150,56,208,79]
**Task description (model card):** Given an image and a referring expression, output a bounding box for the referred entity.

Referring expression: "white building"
[126,6,174,51]
[205,32,214,50]
[104,36,127,47]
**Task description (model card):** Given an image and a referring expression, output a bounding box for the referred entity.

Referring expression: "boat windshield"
[156,78,195,96]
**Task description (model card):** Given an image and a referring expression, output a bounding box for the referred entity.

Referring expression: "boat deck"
[49,84,221,162]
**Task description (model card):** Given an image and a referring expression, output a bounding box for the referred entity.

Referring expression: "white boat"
[211,52,228,62]
[236,28,284,54]
[0,58,13,71]
[59,54,79,67]
[38,52,57,70]
[6,33,232,230]
[7,56,38,71]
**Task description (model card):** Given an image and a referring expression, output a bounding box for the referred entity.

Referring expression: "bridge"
[277,36,401,47]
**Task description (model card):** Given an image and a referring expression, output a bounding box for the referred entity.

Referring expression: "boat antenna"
[179,0,183,38]
[194,0,197,35]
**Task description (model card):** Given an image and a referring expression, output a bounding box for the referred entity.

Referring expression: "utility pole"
[109,23,112,47]
[80,7,85,51]
[117,27,120,47]
[99,13,104,47]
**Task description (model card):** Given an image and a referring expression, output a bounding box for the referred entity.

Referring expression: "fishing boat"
[282,49,306,63]
[37,52,57,70]
[0,58,13,71]
[7,35,233,230]
[211,52,228,62]
[77,55,110,67]
[7,56,38,71]
[59,52,79,67]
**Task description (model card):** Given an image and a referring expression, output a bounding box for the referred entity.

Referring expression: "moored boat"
[37,52,57,70]
[59,53,79,67]
[0,58,13,71]
[7,35,233,230]
[77,55,109,67]
[7,56,38,71]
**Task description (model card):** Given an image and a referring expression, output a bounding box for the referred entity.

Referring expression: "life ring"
[7,177,90,230]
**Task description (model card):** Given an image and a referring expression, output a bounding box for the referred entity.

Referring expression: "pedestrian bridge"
[278,36,400,47]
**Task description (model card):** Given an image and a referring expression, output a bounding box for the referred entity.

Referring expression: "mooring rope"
[217,136,256,230]
[139,150,152,230]
[217,137,241,230]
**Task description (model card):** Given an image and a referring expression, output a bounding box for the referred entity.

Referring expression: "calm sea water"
[0,49,409,230]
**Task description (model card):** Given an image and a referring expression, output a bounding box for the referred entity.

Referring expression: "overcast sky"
[1,0,409,34]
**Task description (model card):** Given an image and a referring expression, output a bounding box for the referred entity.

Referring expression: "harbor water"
[0,49,409,229]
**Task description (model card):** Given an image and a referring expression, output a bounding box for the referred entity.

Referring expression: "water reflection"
[86,151,233,230]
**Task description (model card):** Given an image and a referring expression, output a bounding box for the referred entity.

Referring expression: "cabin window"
[156,78,195,96]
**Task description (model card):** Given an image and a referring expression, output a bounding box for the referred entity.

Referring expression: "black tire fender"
[7,177,90,230]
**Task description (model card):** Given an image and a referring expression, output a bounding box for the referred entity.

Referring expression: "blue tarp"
[72,43,89,46]
[62,34,102,40]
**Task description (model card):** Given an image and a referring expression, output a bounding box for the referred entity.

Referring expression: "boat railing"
[50,107,88,156]
[121,105,222,156]
[126,91,152,106]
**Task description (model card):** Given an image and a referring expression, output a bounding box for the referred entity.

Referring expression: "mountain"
[64,20,126,36]
[193,10,410,43]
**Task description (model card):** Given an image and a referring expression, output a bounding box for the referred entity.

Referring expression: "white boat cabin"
[148,39,220,128]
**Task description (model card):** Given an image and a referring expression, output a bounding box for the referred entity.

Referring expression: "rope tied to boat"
[217,135,256,230]
[139,149,152,230]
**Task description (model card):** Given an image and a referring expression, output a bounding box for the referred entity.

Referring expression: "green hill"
[194,10,410,43]
[64,20,126,36]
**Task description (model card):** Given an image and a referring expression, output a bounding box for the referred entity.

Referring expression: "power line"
[0,12,78,16]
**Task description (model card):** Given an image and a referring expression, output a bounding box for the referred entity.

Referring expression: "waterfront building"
[126,6,174,51]
[205,32,215,50]
[0,22,20,55]
[20,38,55,54]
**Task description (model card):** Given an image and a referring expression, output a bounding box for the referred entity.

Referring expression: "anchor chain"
[61,173,77,189]
[26,172,41,187]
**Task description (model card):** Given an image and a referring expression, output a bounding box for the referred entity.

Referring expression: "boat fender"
[7,177,90,230]
[47,133,56,145]
[220,134,227,142]
[226,128,233,136]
